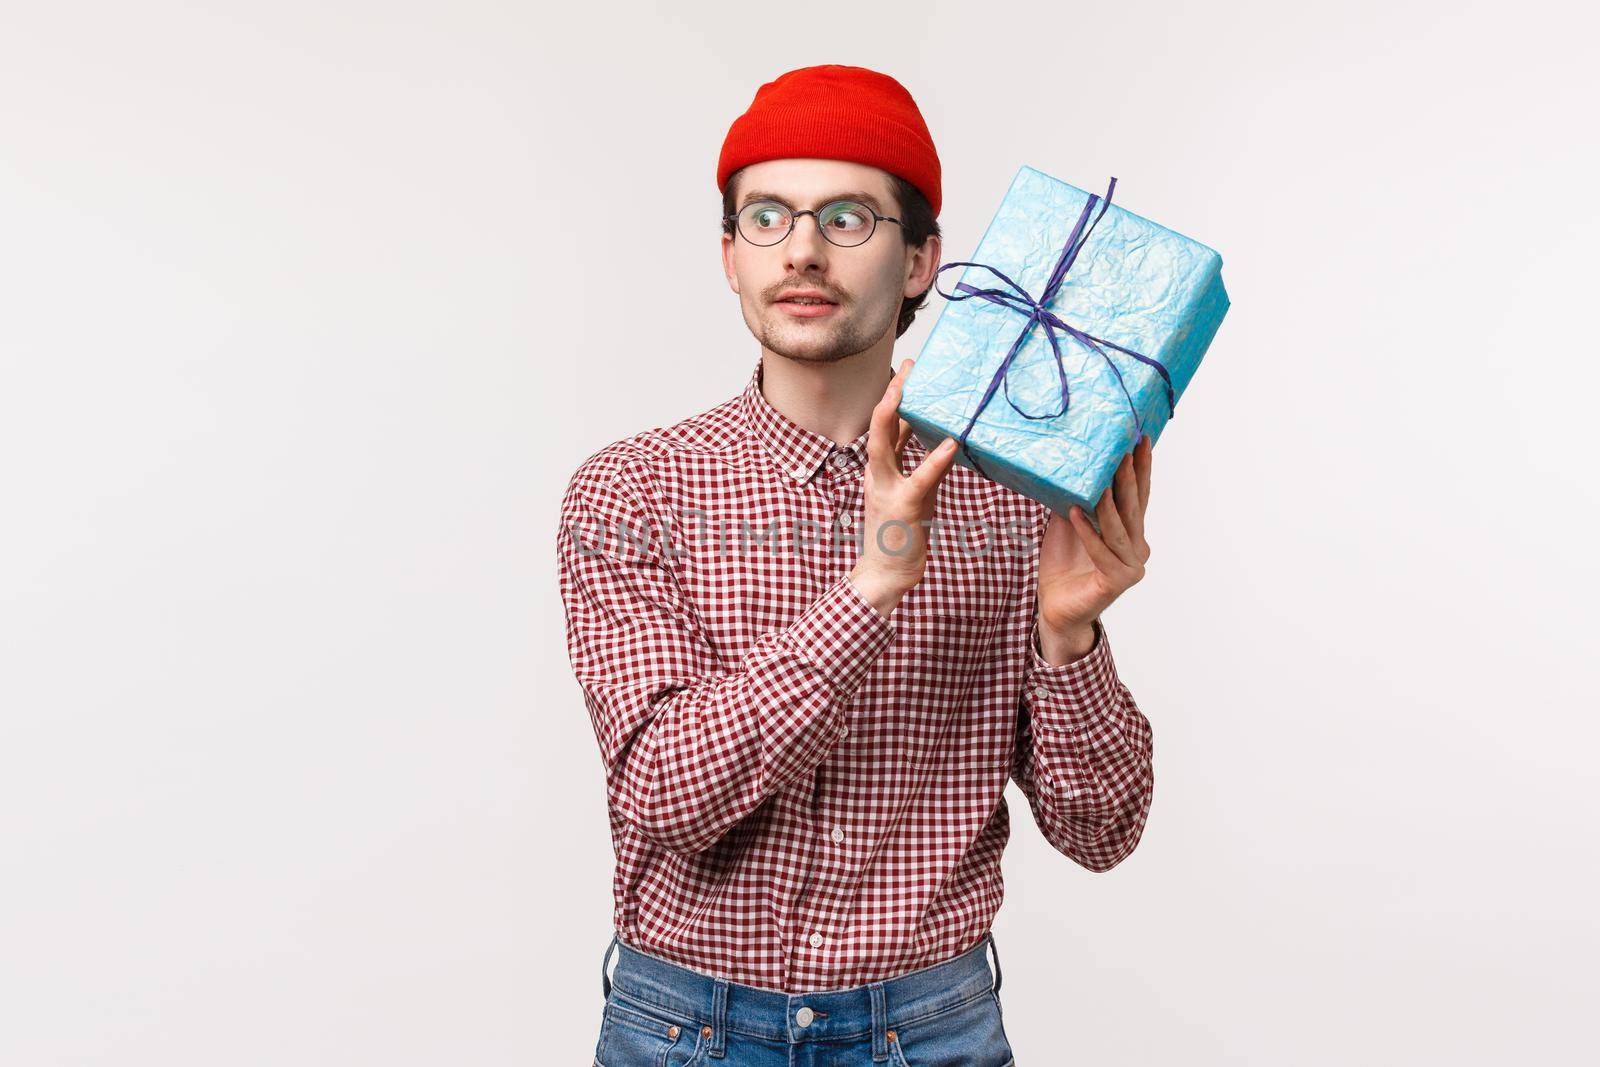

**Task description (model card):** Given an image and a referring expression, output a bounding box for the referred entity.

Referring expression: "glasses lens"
[738,202,792,246]
[816,201,875,246]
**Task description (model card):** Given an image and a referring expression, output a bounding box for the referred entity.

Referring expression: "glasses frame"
[722,199,905,248]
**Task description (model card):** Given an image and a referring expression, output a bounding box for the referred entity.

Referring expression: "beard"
[749,298,893,365]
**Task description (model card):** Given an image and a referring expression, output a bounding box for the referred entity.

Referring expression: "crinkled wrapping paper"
[899,165,1229,519]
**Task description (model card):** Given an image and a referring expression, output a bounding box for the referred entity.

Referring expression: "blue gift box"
[898,165,1229,520]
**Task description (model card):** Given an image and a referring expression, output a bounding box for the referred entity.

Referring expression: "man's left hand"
[1036,434,1154,661]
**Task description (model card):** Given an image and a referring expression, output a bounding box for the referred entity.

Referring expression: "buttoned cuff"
[784,573,897,694]
[1024,617,1124,730]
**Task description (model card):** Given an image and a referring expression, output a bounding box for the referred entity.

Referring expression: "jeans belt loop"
[601,932,618,1001]
[869,980,890,1061]
[707,976,729,1058]
[987,930,1003,999]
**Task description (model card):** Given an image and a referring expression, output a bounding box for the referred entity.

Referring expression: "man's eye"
[822,203,869,230]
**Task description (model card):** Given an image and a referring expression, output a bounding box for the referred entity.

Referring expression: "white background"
[3,1,1596,1063]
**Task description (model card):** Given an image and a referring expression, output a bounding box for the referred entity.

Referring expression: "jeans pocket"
[886,990,1014,1067]
[594,993,705,1067]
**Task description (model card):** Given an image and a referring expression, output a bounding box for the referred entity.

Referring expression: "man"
[558,64,1155,1067]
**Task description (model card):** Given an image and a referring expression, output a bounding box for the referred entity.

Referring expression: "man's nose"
[783,212,830,273]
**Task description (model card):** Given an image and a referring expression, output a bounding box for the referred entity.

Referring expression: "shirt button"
[793,463,811,479]
[830,827,845,843]
[832,451,852,468]
[808,932,824,948]
[796,1006,815,1027]
[838,724,848,739]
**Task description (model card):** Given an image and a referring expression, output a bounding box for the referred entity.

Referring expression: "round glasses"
[723,200,904,248]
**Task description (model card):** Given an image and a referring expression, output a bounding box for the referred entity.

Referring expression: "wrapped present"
[898,165,1229,521]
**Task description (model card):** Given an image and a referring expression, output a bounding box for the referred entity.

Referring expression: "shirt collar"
[740,357,927,486]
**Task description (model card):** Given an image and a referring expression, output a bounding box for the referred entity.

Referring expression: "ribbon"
[931,176,1177,485]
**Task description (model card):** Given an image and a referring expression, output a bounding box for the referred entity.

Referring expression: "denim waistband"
[599,932,1002,1060]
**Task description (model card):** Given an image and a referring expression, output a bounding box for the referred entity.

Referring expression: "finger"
[868,359,913,479]
[895,416,913,457]
[1113,450,1145,549]
[907,436,960,494]
[1133,433,1153,516]
[1069,504,1133,581]
[1094,484,1139,568]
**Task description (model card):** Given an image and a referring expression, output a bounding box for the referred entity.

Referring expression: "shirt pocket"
[895,552,1014,629]
[895,507,1025,624]
[594,992,705,1067]
[888,578,1011,693]
[896,580,1003,621]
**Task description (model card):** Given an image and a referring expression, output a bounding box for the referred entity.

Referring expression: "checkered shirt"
[556,357,1154,992]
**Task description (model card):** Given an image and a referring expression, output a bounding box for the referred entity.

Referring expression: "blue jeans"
[592,932,1015,1066]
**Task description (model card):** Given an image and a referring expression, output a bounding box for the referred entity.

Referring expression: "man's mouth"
[775,288,841,319]
[776,298,840,317]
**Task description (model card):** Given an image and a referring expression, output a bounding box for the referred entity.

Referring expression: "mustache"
[769,283,845,303]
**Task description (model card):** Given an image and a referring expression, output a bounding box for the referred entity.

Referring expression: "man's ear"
[721,231,740,295]
[905,233,942,299]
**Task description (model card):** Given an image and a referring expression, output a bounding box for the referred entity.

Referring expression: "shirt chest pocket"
[897,580,1005,620]
[891,564,1015,678]
[895,537,1017,623]
[874,575,1016,757]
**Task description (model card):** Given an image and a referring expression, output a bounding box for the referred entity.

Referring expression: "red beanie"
[717,64,942,218]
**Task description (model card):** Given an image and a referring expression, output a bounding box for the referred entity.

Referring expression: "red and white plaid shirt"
[556,357,1154,992]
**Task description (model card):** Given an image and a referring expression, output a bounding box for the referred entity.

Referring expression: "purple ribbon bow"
[931,176,1177,484]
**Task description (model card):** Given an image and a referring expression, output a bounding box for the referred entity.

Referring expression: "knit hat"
[716,64,942,218]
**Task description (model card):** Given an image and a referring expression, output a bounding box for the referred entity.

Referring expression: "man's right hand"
[849,357,961,619]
